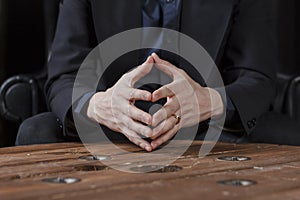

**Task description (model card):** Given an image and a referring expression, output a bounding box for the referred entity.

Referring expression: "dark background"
[0,0,299,147]
[278,0,300,75]
[0,0,46,146]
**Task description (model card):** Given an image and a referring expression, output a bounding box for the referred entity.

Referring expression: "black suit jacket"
[46,0,278,135]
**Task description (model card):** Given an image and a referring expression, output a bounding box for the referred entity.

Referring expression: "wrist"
[86,94,97,122]
[86,92,106,123]
[207,88,225,119]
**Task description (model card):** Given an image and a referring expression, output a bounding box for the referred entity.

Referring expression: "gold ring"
[172,114,181,125]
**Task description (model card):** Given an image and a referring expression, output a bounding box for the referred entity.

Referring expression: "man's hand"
[86,54,224,152]
[150,53,224,150]
[87,57,155,152]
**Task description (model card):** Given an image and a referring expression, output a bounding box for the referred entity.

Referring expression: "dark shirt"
[142,0,182,30]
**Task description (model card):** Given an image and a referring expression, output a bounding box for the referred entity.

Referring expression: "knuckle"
[138,125,149,137]
[177,68,185,74]
[126,132,135,140]
[124,118,132,127]
[127,136,135,143]
[125,104,131,114]
[129,89,135,99]
[137,125,145,135]
[114,118,122,126]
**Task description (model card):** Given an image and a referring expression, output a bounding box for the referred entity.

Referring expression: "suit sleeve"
[45,0,97,135]
[222,0,278,134]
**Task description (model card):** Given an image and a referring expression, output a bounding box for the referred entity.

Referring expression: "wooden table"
[0,141,300,200]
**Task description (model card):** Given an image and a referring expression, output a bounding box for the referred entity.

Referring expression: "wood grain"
[0,141,299,200]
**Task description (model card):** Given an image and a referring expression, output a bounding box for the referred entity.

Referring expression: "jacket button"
[247,121,254,129]
[247,118,257,129]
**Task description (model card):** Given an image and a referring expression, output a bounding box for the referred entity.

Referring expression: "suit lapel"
[181,0,236,62]
[90,0,144,43]
[90,0,236,63]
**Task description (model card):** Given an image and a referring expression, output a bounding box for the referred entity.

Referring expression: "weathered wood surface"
[0,141,300,200]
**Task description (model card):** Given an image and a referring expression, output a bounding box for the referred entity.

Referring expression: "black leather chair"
[0,0,60,123]
[0,0,299,145]
[273,74,300,123]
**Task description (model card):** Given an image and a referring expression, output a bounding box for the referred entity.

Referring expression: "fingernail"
[152,94,156,100]
[151,121,156,127]
[151,143,157,149]
[148,117,152,125]
[146,146,152,152]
